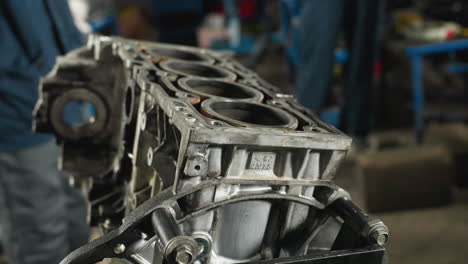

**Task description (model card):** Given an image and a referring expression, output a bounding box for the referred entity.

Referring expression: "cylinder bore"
[160,61,236,80]
[150,46,210,62]
[50,89,107,140]
[178,77,263,102]
[201,99,298,129]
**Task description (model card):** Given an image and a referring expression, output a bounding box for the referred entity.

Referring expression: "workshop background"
[1,0,468,263]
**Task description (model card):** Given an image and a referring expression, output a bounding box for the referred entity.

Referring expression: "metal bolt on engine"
[175,245,194,264]
[113,244,126,255]
[369,225,390,246]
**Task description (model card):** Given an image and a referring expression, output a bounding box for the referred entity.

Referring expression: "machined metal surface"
[34,35,388,264]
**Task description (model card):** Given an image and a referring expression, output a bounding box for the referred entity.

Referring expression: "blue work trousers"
[0,141,89,264]
[297,0,384,137]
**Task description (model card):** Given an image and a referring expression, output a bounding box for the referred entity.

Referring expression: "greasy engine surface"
[34,35,388,264]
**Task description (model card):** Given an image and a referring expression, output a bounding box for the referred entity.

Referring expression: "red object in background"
[239,0,257,19]
[210,2,224,14]
[207,0,258,18]
[374,60,382,76]
[445,30,456,40]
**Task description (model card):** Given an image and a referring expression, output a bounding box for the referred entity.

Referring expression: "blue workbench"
[405,38,468,142]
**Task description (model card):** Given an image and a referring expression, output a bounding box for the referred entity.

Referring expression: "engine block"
[34,35,388,264]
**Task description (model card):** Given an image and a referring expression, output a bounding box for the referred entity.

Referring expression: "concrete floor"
[335,161,468,264]
[380,201,468,264]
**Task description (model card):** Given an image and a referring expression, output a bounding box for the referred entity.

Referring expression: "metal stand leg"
[411,55,424,143]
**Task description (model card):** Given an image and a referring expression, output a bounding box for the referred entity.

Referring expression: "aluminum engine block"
[34,35,388,264]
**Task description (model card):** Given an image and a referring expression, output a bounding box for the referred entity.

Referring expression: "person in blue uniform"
[297,0,385,142]
[152,0,205,45]
[0,1,89,263]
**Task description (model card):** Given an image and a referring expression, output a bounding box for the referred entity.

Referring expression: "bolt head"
[371,229,389,246]
[103,219,112,229]
[113,243,126,254]
[175,251,192,264]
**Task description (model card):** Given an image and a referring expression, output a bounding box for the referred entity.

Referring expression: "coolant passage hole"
[210,102,291,126]
[151,47,206,62]
[187,79,253,99]
[167,61,227,78]
[63,100,96,128]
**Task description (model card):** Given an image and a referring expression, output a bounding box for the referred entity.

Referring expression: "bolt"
[370,228,389,246]
[175,251,191,264]
[103,219,112,229]
[114,243,126,254]
[174,245,193,264]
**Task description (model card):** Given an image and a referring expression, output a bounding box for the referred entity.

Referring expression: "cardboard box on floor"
[426,124,468,187]
[357,123,468,213]
[358,144,453,213]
